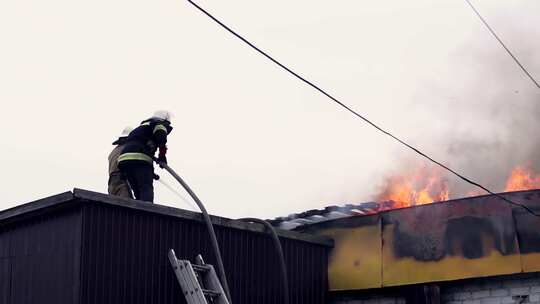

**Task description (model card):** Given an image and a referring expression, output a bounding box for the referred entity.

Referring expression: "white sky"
[0,0,538,219]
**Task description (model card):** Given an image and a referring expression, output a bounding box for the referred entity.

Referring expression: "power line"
[464,0,540,89]
[185,0,540,217]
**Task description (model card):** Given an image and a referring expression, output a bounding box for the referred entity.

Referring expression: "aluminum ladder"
[168,249,230,304]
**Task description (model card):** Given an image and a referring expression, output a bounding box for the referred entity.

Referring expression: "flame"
[373,164,540,212]
[377,165,450,208]
[505,166,540,191]
[466,189,485,197]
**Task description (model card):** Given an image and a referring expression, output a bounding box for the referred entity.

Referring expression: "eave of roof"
[0,188,333,247]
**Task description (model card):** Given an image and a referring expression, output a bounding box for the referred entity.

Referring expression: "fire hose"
[154,159,232,302]
[238,218,289,304]
[155,160,289,304]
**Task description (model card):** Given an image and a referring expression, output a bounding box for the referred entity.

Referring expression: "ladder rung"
[202,289,221,298]
[192,264,212,273]
[169,249,229,304]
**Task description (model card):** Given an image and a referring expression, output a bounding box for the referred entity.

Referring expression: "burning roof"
[273,189,540,291]
[272,201,392,230]
[273,164,540,230]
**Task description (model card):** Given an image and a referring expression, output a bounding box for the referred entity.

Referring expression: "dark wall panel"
[0,257,10,304]
[80,203,328,304]
[0,207,82,304]
[0,226,11,304]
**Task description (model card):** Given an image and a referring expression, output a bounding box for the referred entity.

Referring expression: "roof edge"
[276,189,540,231]
[73,188,333,247]
[0,191,75,223]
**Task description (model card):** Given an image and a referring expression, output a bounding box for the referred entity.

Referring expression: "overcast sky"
[1,0,538,219]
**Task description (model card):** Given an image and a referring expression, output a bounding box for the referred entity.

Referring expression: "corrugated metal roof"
[270,190,540,230]
[270,201,387,230]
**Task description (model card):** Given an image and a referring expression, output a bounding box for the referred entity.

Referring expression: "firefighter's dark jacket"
[112,136,128,146]
[117,118,173,166]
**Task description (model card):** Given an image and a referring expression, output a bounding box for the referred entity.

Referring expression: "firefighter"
[117,111,173,203]
[108,126,134,198]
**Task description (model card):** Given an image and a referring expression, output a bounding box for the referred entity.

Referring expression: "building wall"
[80,203,329,304]
[298,190,540,291]
[0,190,331,304]
[329,285,440,304]
[441,273,540,304]
[329,273,540,304]
[0,206,82,304]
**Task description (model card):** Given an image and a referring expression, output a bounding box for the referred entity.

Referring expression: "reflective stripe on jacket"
[117,152,153,164]
[117,118,173,166]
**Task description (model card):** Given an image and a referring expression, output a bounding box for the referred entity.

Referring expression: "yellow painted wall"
[521,253,540,272]
[381,223,522,286]
[300,191,540,291]
[320,223,382,290]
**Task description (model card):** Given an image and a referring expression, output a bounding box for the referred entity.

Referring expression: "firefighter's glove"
[157,155,167,165]
[158,146,167,166]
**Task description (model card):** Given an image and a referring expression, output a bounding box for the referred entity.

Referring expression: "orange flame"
[377,165,450,208]
[466,189,485,197]
[505,166,540,191]
[374,164,540,212]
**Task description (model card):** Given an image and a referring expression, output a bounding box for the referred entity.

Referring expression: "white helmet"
[152,110,173,122]
[119,126,133,138]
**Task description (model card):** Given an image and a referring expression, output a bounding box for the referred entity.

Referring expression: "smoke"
[441,35,540,196]
[375,18,540,200]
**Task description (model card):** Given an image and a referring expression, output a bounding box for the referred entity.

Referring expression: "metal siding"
[0,226,10,304]
[0,206,82,304]
[80,203,328,304]
[0,258,9,304]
